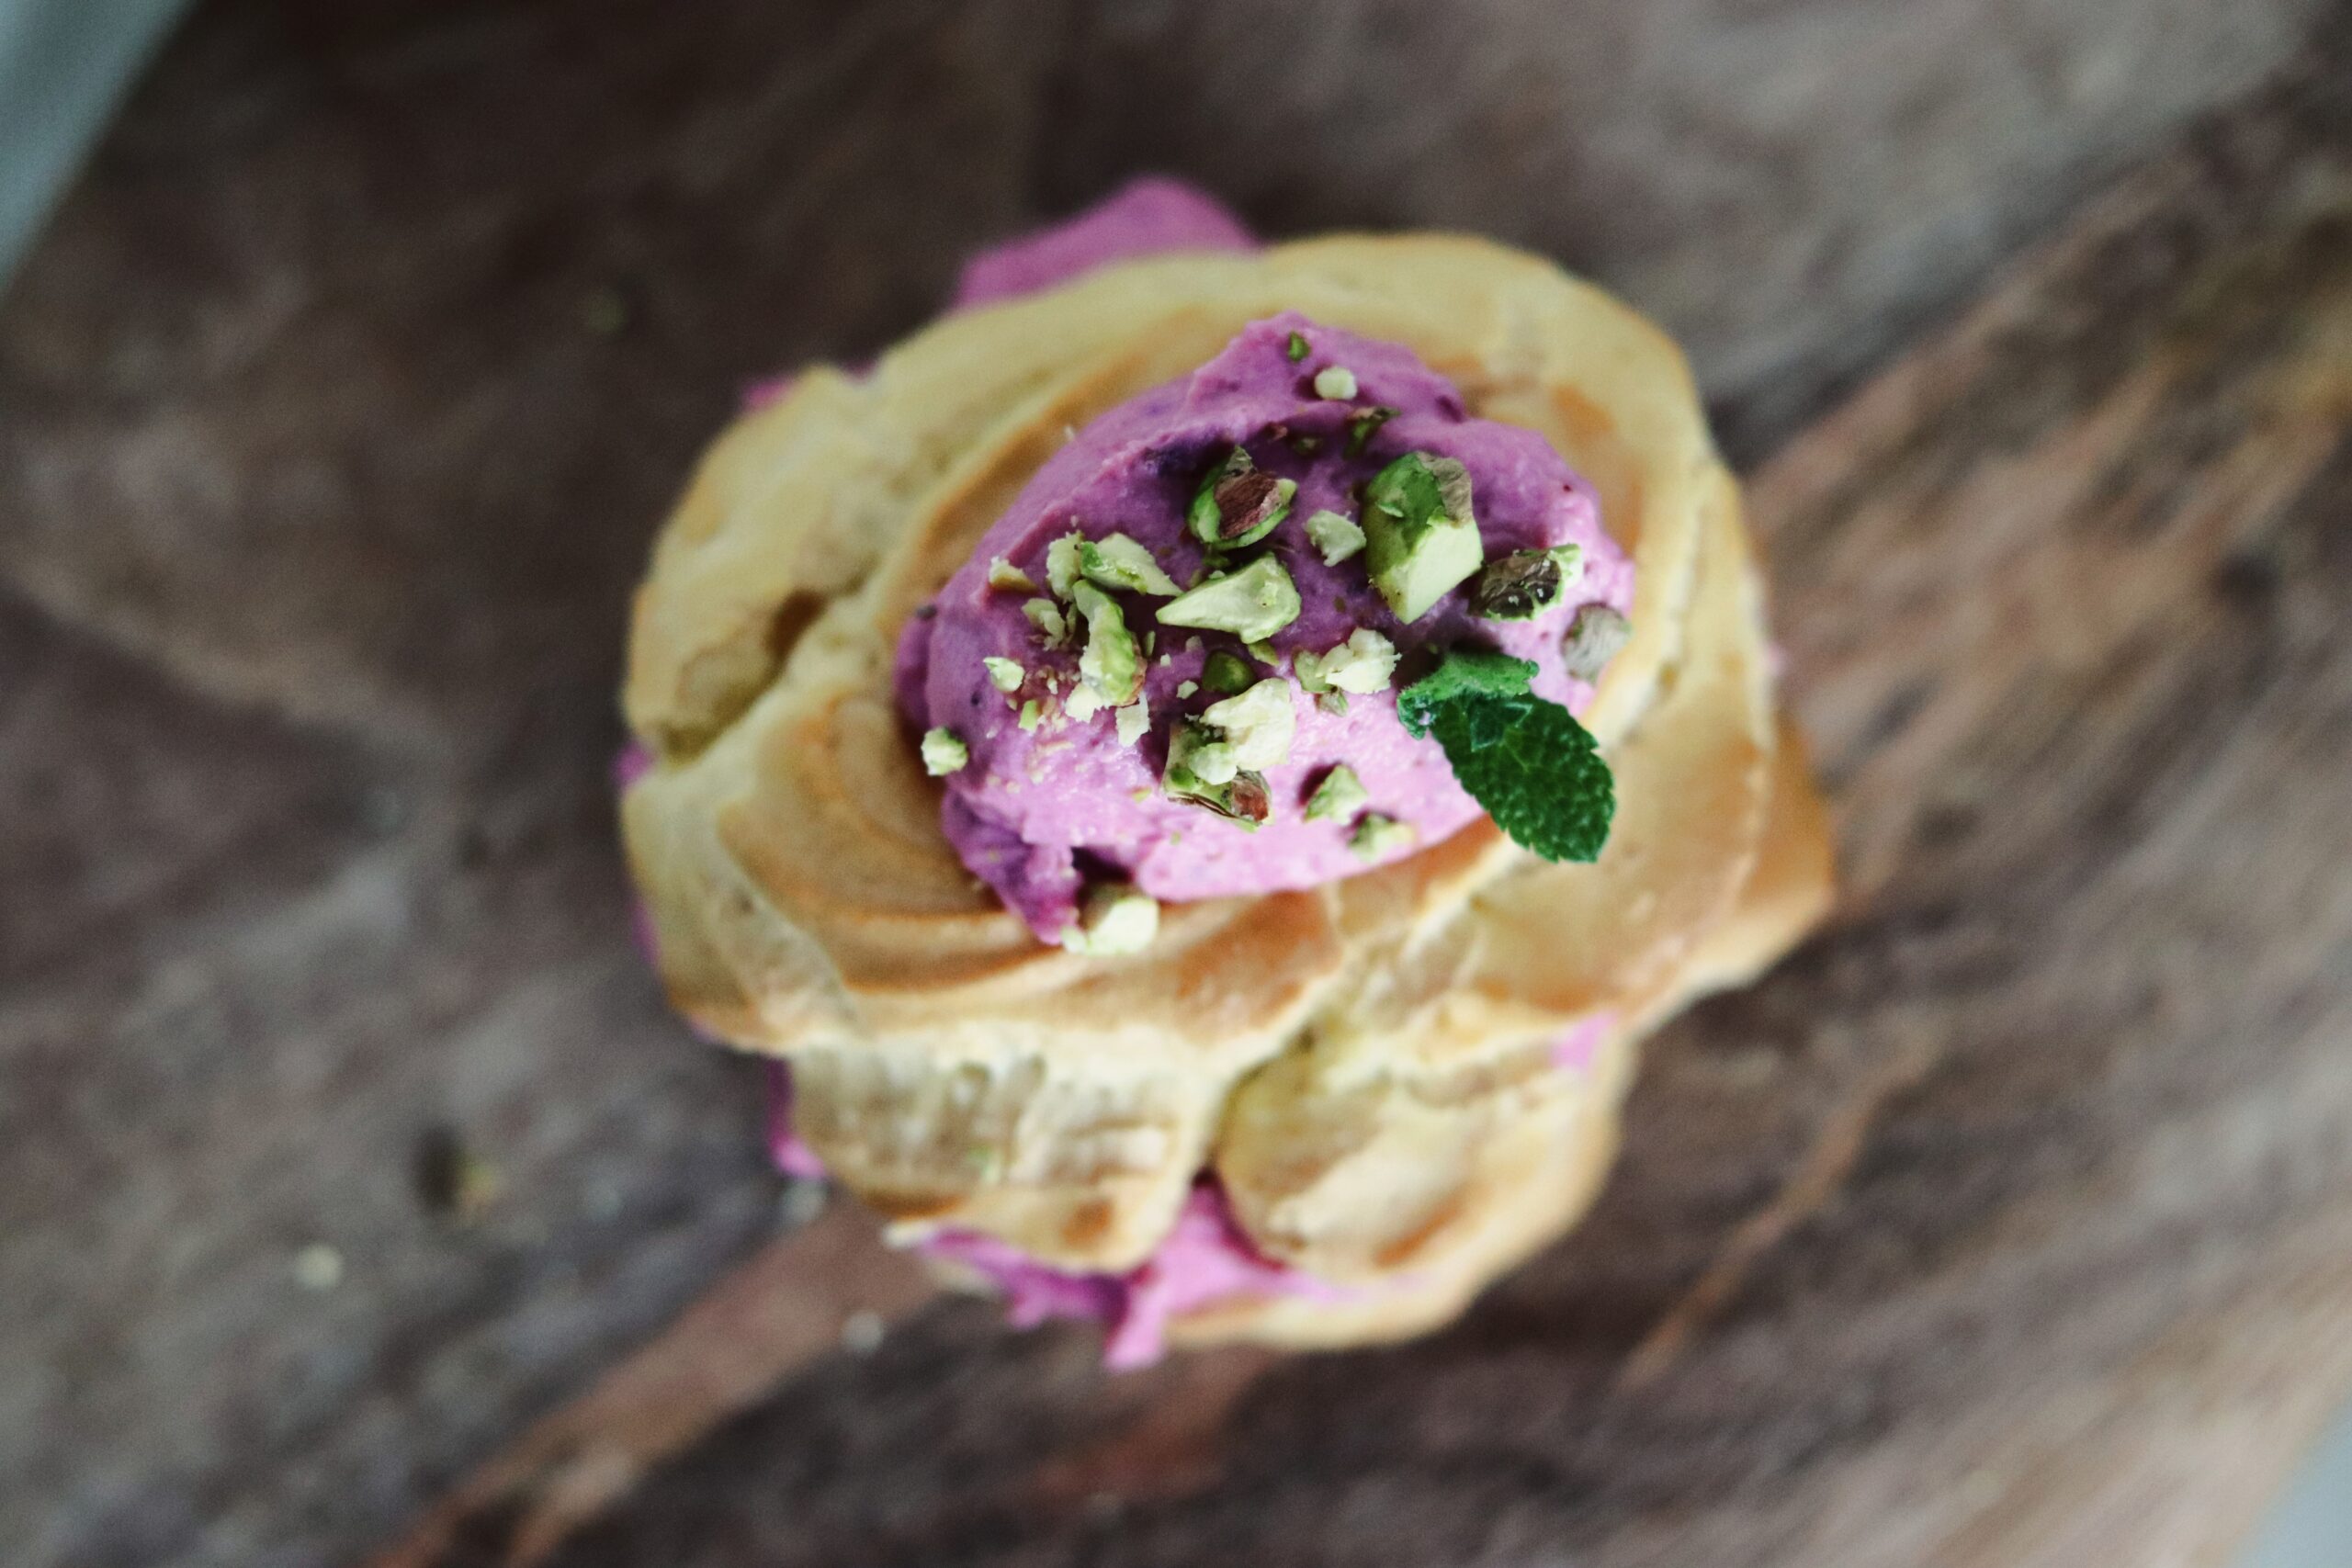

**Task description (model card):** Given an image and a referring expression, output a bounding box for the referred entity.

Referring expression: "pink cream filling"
[626,182,1608,1365]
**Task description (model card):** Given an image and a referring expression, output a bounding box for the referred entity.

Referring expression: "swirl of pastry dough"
[621,225,1830,1351]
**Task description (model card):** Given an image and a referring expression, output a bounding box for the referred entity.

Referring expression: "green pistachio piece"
[1363,452,1485,622]
[1304,764,1370,823]
[1200,649,1252,694]
[987,556,1038,593]
[1317,691,1349,716]
[1472,545,1585,621]
[1187,447,1296,549]
[1349,813,1418,862]
[1188,740,1240,785]
[921,728,969,776]
[1175,679,1199,699]
[1285,330,1310,362]
[1246,638,1282,667]
[1293,628,1398,695]
[1070,581,1144,707]
[1157,555,1302,643]
[1115,697,1150,747]
[1023,597,1069,646]
[1305,509,1367,566]
[1312,365,1359,400]
[1562,604,1632,682]
[1078,532,1182,596]
[1166,718,1238,785]
[1342,405,1397,457]
[1017,699,1043,732]
[1046,531,1085,598]
[1060,884,1160,955]
[983,656,1026,694]
[1163,721,1272,828]
[1199,679,1296,770]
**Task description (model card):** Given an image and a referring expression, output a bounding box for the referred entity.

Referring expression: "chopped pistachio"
[1472,545,1585,621]
[1115,697,1150,747]
[1175,679,1199,699]
[983,656,1026,694]
[1018,699,1043,731]
[987,556,1038,593]
[1305,509,1367,566]
[1023,597,1069,646]
[1293,627,1398,694]
[1562,604,1633,682]
[921,728,968,776]
[1431,456,1475,522]
[1079,532,1182,596]
[1304,764,1370,822]
[1312,365,1359,400]
[1060,884,1160,955]
[1187,447,1296,549]
[1184,637,1204,655]
[1363,451,1485,622]
[1200,649,1250,694]
[1349,813,1418,861]
[1070,581,1144,706]
[1064,685,1106,722]
[1343,404,1398,457]
[1317,691,1350,716]
[1290,433,1322,456]
[1163,721,1271,827]
[1168,722,1238,788]
[1046,532,1085,598]
[1184,737,1240,785]
[1285,330,1310,362]
[1158,556,1302,642]
[1200,680,1296,770]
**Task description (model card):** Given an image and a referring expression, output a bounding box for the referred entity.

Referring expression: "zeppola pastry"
[620,180,1832,1363]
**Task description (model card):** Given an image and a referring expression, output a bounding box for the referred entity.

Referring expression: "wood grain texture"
[368,1201,932,1568]
[1,1,2344,1565]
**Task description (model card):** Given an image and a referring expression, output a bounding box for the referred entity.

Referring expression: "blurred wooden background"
[4,3,2348,1565]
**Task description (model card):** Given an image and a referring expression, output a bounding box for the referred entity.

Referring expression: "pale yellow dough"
[621,235,1833,1346]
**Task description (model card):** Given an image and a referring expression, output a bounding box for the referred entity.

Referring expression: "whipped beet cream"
[897,312,1631,942]
[921,1182,1355,1371]
[629,181,1623,1364]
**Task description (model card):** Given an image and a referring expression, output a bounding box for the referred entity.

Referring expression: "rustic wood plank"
[2,2,2342,1566]
[0,5,1067,1565]
[367,1201,932,1568]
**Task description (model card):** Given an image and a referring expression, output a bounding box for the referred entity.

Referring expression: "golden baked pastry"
[621,209,1831,1357]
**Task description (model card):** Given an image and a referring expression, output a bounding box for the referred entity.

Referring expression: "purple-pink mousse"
[952,176,1254,309]
[895,313,1631,942]
[919,1182,1355,1370]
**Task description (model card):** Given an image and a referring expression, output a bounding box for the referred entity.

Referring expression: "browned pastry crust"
[620,236,1832,1343]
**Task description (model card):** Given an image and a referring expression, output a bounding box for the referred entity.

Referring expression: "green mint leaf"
[1397,650,1613,862]
[1396,649,1537,737]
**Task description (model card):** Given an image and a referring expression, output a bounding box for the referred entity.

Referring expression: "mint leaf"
[1397,650,1614,862]
[1396,649,1536,732]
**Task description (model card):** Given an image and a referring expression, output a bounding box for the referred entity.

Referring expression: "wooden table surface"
[5,4,2348,1566]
